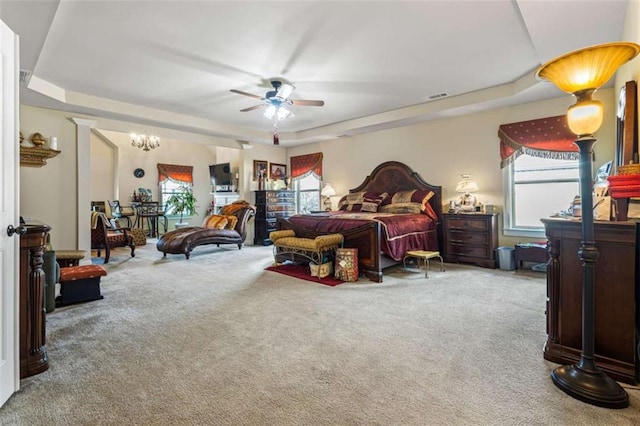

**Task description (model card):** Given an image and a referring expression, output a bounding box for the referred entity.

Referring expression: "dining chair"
[108,200,135,228]
[135,202,167,238]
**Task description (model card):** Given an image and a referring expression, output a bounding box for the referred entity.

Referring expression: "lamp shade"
[536,42,640,94]
[321,183,337,197]
[455,176,479,193]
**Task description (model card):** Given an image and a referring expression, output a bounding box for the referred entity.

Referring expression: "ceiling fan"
[230,80,325,116]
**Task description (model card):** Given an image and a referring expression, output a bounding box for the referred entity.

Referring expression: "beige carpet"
[1,242,639,425]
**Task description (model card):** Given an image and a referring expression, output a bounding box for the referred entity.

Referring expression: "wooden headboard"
[350,161,442,218]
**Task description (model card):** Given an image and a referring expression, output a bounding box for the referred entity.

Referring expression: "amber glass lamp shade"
[536,42,640,137]
[536,42,640,95]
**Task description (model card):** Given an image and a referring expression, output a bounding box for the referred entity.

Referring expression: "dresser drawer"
[267,204,294,213]
[447,230,489,245]
[447,217,488,231]
[446,243,491,259]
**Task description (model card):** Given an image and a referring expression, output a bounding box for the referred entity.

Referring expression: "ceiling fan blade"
[291,99,325,107]
[240,104,265,112]
[230,89,263,100]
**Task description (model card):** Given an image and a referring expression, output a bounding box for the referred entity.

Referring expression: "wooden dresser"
[20,222,51,378]
[254,190,295,245]
[443,213,499,268]
[541,218,638,384]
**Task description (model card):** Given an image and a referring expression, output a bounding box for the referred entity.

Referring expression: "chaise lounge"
[156,201,255,259]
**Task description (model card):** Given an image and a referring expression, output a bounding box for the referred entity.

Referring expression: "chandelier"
[130,133,160,151]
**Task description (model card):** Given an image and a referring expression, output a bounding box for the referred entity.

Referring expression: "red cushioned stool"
[57,265,107,306]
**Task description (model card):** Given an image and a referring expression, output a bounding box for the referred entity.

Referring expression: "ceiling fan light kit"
[230,80,325,145]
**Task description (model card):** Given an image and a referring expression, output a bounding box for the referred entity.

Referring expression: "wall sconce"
[536,41,640,409]
[321,183,337,211]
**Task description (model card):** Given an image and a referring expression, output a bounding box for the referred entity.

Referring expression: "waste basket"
[496,246,516,271]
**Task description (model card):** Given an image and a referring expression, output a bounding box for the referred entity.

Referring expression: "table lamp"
[455,174,479,211]
[321,183,336,211]
[536,41,640,409]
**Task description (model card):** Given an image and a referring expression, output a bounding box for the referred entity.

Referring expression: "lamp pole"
[535,41,640,408]
[549,137,628,408]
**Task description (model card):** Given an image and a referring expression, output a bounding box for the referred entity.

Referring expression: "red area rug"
[265,264,344,287]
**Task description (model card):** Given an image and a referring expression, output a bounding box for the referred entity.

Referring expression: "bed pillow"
[338,192,388,212]
[224,215,238,230]
[383,190,435,213]
[201,214,228,229]
[360,195,385,213]
[379,202,423,214]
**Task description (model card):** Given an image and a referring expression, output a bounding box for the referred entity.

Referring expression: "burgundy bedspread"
[287,212,438,261]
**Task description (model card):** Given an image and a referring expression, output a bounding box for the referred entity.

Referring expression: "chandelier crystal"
[131,133,160,151]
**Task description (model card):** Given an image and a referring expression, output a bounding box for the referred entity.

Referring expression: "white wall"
[90,132,115,204]
[20,106,78,249]
[615,0,640,120]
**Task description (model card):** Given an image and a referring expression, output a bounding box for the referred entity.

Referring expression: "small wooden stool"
[55,250,86,267]
[57,264,107,306]
[403,250,445,278]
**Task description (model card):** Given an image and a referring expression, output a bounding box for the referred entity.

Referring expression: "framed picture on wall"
[253,160,268,181]
[270,163,286,180]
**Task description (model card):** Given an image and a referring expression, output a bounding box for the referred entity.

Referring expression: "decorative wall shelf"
[20,146,61,167]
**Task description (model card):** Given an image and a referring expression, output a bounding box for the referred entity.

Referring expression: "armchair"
[91,211,135,263]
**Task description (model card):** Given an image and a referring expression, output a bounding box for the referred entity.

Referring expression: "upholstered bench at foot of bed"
[57,264,107,306]
[270,230,344,267]
[157,227,243,259]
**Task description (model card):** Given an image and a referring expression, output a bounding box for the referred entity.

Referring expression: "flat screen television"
[209,163,232,187]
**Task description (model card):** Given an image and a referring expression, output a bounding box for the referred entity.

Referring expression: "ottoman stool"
[514,242,548,270]
[403,250,445,278]
[55,249,86,267]
[57,264,107,306]
[130,228,147,246]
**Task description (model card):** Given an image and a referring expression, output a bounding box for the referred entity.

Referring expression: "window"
[290,152,323,214]
[294,174,321,214]
[157,163,194,216]
[160,180,194,216]
[504,154,579,237]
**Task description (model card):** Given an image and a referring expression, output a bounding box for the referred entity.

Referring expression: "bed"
[277,161,443,282]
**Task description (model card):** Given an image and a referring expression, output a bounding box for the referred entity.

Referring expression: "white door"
[0,19,19,408]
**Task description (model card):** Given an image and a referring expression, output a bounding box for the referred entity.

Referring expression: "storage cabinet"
[541,218,639,384]
[20,223,50,378]
[443,213,499,268]
[254,190,295,245]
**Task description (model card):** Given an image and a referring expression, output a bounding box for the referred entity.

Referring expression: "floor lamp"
[536,42,640,409]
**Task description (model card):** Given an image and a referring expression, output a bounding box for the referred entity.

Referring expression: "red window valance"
[499,115,579,168]
[290,152,323,179]
[157,163,193,184]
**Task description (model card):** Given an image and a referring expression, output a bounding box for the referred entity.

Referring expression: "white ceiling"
[1,0,629,146]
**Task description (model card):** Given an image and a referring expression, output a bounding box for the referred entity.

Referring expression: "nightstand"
[443,213,499,268]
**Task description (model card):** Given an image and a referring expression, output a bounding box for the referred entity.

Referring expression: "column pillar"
[72,118,96,264]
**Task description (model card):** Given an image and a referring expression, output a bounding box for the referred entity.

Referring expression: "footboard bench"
[269,230,343,265]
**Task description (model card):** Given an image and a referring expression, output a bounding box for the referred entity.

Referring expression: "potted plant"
[165,186,198,226]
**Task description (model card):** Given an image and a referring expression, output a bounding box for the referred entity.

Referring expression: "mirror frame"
[615,80,638,168]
